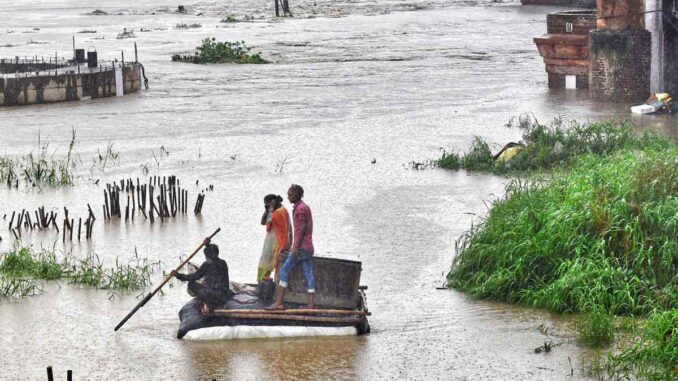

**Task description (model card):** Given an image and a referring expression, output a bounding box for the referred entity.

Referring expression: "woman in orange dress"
[258,194,292,282]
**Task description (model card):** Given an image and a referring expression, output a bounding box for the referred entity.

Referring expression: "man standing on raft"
[267,184,316,309]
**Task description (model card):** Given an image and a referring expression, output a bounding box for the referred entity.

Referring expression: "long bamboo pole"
[114,228,221,331]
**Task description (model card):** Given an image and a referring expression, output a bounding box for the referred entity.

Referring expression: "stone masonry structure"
[589,0,651,102]
[0,62,143,107]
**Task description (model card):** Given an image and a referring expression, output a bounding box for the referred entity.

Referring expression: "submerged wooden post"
[46,366,54,381]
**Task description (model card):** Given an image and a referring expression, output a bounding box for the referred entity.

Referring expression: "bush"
[172,38,268,64]
[575,306,615,347]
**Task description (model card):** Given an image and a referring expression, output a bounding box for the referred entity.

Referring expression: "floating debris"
[174,23,202,29]
[116,28,136,39]
[86,9,109,16]
[534,340,561,354]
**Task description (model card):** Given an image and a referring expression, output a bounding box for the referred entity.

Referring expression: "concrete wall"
[0,64,141,106]
[644,0,678,94]
[646,0,664,92]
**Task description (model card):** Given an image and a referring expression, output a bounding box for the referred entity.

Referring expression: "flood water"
[1,0,675,380]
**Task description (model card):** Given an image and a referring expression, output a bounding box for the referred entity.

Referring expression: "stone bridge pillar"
[589,0,651,102]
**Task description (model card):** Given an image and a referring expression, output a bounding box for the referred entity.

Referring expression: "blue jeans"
[279,250,315,293]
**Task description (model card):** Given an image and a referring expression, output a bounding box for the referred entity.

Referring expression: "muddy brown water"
[0,0,675,380]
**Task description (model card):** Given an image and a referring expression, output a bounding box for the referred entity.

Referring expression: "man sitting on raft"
[171,238,231,312]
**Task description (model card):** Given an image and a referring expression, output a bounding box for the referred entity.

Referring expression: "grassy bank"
[436,119,668,174]
[0,246,160,299]
[442,120,678,379]
[171,38,268,64]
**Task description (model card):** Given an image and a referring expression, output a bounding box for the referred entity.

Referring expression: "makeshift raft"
[177,256,370,339]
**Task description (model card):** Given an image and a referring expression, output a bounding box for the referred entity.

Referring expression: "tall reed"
[0,129,79,188]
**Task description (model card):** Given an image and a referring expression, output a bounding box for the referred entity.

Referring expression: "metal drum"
[87,48,97,68]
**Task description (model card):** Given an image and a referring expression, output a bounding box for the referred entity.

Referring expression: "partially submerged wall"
[534,11,596,89]
[589,30,651,101]
[0,59,69,75]
[0,64,141,106]
[588,0,650,102]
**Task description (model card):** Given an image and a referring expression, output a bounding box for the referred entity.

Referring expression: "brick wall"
[589,29,651,102]
[547,12,596,35]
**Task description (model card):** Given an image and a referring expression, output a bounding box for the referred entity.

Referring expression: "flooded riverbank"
[1,0,674,379]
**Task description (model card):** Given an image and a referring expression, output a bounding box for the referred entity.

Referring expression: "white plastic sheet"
[183,325,357,340]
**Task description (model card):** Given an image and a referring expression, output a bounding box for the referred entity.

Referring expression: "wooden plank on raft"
[210,312,364,324]
[213,308,370,316]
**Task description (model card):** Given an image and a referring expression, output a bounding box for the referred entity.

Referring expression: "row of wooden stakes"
[101,175,206,223]
[4,205,96,242]
[3,176,207,242]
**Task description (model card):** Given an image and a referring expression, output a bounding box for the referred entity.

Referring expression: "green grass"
[172,38,268,64]
[436,119,669,174]
[0,246,63,280]
[67,251,159,290]
[443,121,677,378]
[0,246,161,299]
[610,310,678,380]
[448,148,678,314]
[575,306,616,347]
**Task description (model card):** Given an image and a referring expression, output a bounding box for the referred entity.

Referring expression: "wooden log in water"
[46,366,54,381]
[17,209,24,229]
[69,218,74,241]
[78,218,82,240]
[67,370,72,381]
[104,191,110,220]
[9,211,15,229]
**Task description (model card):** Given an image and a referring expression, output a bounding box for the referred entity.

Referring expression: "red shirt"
[291,200,314,254]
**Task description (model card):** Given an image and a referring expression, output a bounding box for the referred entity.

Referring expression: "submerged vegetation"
[0,246,161,299]
[0,129,78,188]
[171,38,268,64]
[174,22,202,29]
[443,119,678,379]
[611,310,678,379]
